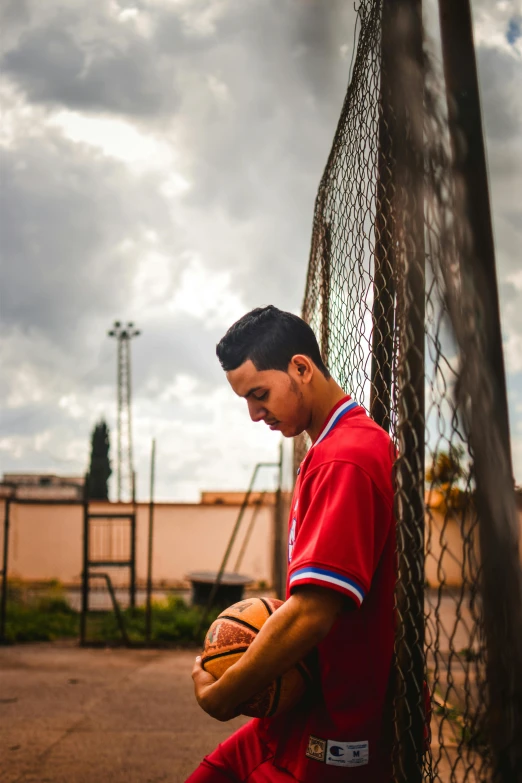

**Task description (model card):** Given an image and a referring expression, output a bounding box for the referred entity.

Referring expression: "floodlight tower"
[108,321,141,502]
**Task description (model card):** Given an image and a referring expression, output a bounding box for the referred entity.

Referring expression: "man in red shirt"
[187,306,396,782]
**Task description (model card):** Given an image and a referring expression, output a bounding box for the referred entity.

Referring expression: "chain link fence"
[297,1,522,781]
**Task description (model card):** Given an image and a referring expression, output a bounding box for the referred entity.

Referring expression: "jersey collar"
[312,396,359,449]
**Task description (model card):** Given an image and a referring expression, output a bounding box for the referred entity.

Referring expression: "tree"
[426,445,465,487]
[426,445,471,511]
[87,420,112,500]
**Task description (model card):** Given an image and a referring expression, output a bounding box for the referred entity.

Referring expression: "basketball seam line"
[202,647,249,664]
[259,597,273,616]
[218,615,260,634]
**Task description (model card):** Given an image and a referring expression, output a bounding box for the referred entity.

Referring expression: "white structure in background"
[0,473,84,502]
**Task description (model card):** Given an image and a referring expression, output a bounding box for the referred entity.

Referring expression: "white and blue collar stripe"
[313,398,359,448]
[289,566,365,606]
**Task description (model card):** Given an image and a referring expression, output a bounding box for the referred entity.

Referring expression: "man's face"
[226,359,310,438]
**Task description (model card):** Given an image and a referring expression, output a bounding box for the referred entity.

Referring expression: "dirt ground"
[0,638,481,783]
[0,642,248,783]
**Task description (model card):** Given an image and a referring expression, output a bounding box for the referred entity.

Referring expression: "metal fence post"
[198,462,279,632]
[145,439,156,643]
[439,2,522,778]
[130,471,137,610]
[80,475,89,646]
[371,17,395,433]
[320,221,331,368]
[385,1,426,780]
[0,497,11,642]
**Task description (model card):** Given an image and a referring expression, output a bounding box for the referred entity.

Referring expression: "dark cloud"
[1,0,356,312]
[2,4,174,116]
[2,1,352,119]
[0,0,521,493]
[0,0,30,32]
[0,128,177,344]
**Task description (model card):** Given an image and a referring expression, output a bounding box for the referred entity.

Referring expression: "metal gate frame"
[80,475,137,646]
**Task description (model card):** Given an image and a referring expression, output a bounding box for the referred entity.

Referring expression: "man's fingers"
[192,655,217,686]
[192,655,202,679]
[191,654,236,721]
[192,656,204,676]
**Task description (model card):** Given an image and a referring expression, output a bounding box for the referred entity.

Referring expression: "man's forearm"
[199,589,340,719]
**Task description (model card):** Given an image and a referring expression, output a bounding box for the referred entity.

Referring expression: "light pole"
[108,321,140,501]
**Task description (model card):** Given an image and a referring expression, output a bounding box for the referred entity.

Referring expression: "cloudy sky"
[1,0,521,501]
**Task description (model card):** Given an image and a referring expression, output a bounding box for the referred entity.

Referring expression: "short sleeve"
[288,461,392,608]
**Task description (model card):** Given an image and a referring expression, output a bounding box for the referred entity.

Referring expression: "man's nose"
[247,399,266,423]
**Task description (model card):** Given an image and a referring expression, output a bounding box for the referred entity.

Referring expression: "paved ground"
[0,637,485,783]
[0,642,248,783]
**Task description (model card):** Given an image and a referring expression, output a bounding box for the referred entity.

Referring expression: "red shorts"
[185,721,296,783]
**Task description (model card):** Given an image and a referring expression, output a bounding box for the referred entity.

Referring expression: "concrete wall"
[424,493,522,588]
[424,506,480,588]
[6,501,84,584]
[0,499,274,588]
[1,494,520,590]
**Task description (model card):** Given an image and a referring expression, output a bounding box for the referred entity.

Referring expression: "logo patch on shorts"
[326,739,369,767]
[305,735,326,762]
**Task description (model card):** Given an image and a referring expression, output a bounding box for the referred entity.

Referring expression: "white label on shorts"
[326,740,369,767]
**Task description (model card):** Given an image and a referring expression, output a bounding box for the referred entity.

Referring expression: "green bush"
[85,596,219,646]
[2,582,220,646]
[2,582,79,644]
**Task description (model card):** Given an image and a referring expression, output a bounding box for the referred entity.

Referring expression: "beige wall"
[5,501,83,583]
[1,496,520,590]
[425,497,522,588]
[0,499,275,588]
[425,507,479,588]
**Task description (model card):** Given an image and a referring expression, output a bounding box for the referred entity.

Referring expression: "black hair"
[216,305,330,378]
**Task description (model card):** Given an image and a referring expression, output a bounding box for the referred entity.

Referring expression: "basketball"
[201,597,312,718]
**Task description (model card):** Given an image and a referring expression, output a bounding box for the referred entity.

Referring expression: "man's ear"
[289,355,314,383]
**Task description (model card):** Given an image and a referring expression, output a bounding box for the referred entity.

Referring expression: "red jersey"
[258,396,396,782]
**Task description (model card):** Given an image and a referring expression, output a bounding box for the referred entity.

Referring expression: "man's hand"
[191,586,346,721]
[191,656,239,722]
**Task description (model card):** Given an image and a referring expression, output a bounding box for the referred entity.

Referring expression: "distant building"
[200,490,276,506]
[0,473,85,501]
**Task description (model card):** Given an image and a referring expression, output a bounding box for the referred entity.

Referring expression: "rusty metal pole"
[198,462,279,632]
[384,1,426,780]
[130,470,137,610]
[438,2,522,778]
[0,497,11,642]
[145,439,156,644]
[80,475,89,646]
[370,19,395,433]
[370,219,395,432]
[320,221,331,369]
